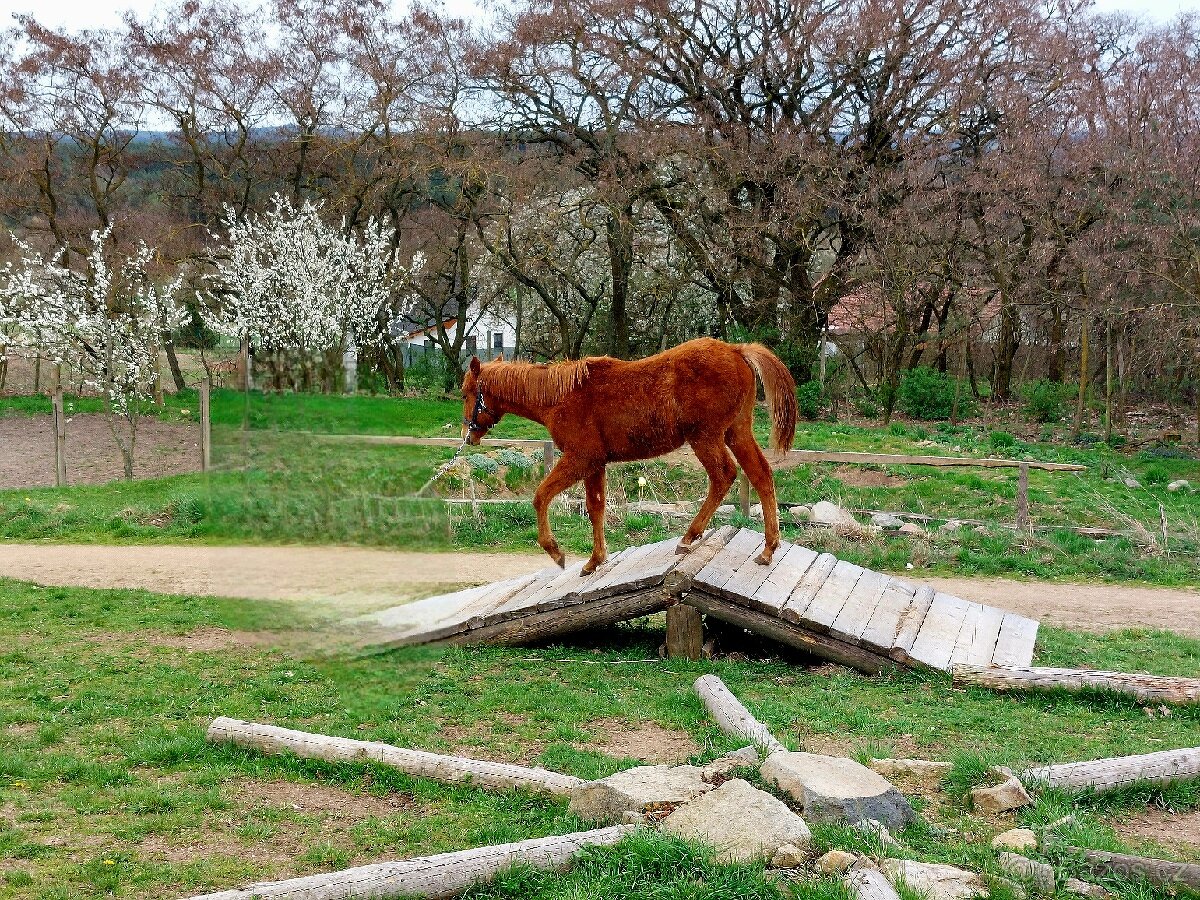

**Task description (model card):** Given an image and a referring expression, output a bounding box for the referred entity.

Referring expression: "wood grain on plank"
[952,665,1200,706]
[694,528,767,591]
[859,582,916,654]
[829,570,890,645]
[747,544,819,616]
[892,586,935,660]
[907,592,971,671]
[779,552,839,623]
[992,612,1040,668]
[799,559,865,632]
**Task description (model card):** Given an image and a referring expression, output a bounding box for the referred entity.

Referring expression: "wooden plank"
[1070,848,1200,891]
[829,570,889,645]
[362,583,494,632]
[992,613,1040,667]
[492,559,590,617]
[769,449,1086,472]
[907,592,971,671]
[579,537,678,598]
[715,540,781,604]
[952,665,1200,706]
[845,869,903,900]
[663,525,739,595]
[892,586,935,661]
[798,559,864,632]
[947,603,985,668]
[1023,746,1200,793]
[859,582,916,654]
[694,528,766,591]
[461,570,557,627]
[957,604,1006,667]
[779,552,839,623]
[746,544,819,616]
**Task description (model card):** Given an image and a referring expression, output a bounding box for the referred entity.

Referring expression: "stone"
[568,764,712,824]
[717,504,735,516]
[851,819,900,847]
[1065,878,1114,900]
[788,505,812,523]
[872,513,905,529]
[897,523,926,537]
[702,745,761,780]
[882,859,990,900]
[940,520,965,533]
[760,751,916,829]
[869,758,953,786]
[1123,477,1141,489]
[970,775,1032,815]
[772,843,809,868]
[660,778,812,863]
[1167,479,1190,492]
[997,852,1055,894]
[750,503,764,519]
[809,501,858,528]
[991,828,1038,852]
[993,876,1028,900]
[817,849,859,874]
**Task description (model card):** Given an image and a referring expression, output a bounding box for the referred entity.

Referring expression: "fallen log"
[1071,848,1200,892]
[845,868,904,900]
[184,824,634,899]
[951,664,1200,706]
[693,674,786,754]
[206,717,585,797]
[1023,746,1200,793]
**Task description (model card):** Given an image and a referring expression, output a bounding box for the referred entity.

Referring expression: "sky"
[0,0,1196,31]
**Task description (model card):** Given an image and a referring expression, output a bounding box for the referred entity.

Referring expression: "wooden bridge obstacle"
[352,526,1040,674]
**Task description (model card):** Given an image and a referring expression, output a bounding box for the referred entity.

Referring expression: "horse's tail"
[738,343,797,452]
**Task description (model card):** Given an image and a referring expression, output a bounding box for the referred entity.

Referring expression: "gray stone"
[702,745,760,780]
[809,501,858,528]
[1065,878,1114,900]
[760,751,915,829]
[851,819,900,847]
[569,764,712,824]
[717,504,736,516]
[872,513,905,529]
[883,859,990,900]
[660,778,812,863]
[940,520,965,533]
[772,843,809,868]
[869,758,953,786]
[991,828,1038,852]
[997,852,1055,894]
[750,503,764,519]
[789,505,812,523]
[817,849,859,874]
[1167,479,1190,492]
[970,775,1032,814]
[897,522,926,537]
[1124,477,1141,489]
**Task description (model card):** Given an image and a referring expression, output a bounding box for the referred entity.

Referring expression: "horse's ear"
[469,356,481,375]
[496,351,506,362]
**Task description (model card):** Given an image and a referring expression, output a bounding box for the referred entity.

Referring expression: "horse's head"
[461,356,501,444]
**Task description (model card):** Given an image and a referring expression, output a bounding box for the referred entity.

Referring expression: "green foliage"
[468,454,499,476]
[796,381,826,421]
[853,393,880,419]
[1143,465,1170,486]
[897,367,972,420]
[404,349,455,394]
[988,430,1017,450]
[1021,379,1071,423]
[495,449,535,471]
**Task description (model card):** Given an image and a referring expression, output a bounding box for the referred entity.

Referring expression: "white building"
[394,302,517,361]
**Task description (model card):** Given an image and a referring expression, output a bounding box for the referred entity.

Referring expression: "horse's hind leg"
[725,420,781,565]
[532,453,589,568]
[581,468,608,575]
[678,436,738,553]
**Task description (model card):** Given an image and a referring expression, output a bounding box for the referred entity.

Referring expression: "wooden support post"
[694,674,786,753]
[1015,462,1029,529]
[185,825,634,900]
[665,604,704,660]
[738,471,751,517]
[543,440,555,476]
[199,377,211,472]
[52,386,67,487]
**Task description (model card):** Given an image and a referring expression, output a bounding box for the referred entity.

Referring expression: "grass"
[0,390,1198,583]
[0,578,1198,897]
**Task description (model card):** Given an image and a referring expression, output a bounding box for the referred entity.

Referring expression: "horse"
[460,337,797,574]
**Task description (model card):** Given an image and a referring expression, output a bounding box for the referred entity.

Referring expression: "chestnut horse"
[460,337,797,574]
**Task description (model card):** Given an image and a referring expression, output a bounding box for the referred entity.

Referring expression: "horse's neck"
[491,366,559,426]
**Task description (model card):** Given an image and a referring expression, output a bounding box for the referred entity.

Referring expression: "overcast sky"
[0,0,1197,31]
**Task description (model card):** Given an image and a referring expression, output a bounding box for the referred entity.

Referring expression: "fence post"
[1015,462,1030,529]
[200,377,212,472]
[738,471,751,517]
[543,440,555,476]
[52,386,67,487]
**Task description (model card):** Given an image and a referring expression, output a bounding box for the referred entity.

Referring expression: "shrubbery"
[796,381,825,421]
[1021,379,1071,423]
[897,367,973,420]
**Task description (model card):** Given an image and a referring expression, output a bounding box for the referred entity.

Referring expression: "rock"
[750,503,763,519]
[993,876,1028,900]
[872,513,905,529]
[1124,477,1141,489]
[621,811,648,825]
[717,504,735,516]
[997,852,1055,894]
[568,764,712,823]
[760,751,915,829]
[851,819,900,847]
[973,525,990,534]
[660,778,812,863]
[897,522,926,537]
[1065,878,1114,900]
[883,859,990,900]
[817,849,859,874]
[1167,479,1190,492]
[869,758,953,786]
[702,745,761,780]
[970,775,1032,815]
[991,828,1038,852]
[809,501,858,528]
[940,520,965,533]
[788,505,812,523]
[772,843,809,868]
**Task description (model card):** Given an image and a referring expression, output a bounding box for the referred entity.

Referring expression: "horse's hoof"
[551,550,566,568]
[754,550,774,566]
[581,557,604,576]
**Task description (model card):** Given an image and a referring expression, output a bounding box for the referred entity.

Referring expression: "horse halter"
[463,385,492,434]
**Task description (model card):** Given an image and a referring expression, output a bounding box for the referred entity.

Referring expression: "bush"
[1143,465,1170,486]
[796,382,825,421]
[468,454,499,476]
[897,367,967,420]
[988,430,1016,450]
[496,448,534,471]
[1020,379,1070,423]
[853,393,880,418]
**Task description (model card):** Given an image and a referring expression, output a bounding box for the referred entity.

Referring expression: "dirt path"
[0,543,1196,633]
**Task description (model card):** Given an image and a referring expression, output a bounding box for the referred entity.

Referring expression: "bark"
[1072,318,1090,438]
[165,342,186,392]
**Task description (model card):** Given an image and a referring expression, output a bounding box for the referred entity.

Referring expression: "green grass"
[0,578,1198,897]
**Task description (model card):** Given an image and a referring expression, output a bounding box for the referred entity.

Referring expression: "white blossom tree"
[0,228,187,479]
[200,194,407,392]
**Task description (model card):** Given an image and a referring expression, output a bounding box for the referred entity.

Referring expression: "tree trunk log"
[1071,849,1200,891]
[665,605,704,660]
[693,674,785,753]
[205,718,585,796]
[184,825,634,899]
[1023,746,1200,793]
[951,664,1200,706]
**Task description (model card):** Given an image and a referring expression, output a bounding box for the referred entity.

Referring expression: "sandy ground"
[0,542,1197,634]
[0,413,201,488]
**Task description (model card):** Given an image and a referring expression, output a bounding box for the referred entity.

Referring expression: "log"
[206,718,585,797]
[845,868,903,900]
[200,377,212,471]
[1023,746,1200,793]
[951,664,1200,706]
[184,824,634,899]
[1071,848,1200,891]
[693,674,785,754]
[666,604,704,660]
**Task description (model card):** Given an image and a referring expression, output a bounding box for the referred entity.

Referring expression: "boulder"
[940,520,965,533]
[997,852,1055,894]
[897,523,926,537]
[810,501,858,528]
[872,513,905,529]
[760,751,915,829]
[1064,878,1114,900]
[702,745,760,780]
[568,764,712,823]
[817,849,859,874]
[717,504,735,517]
[970,775,1032,814]
[1123,477,1141,489]
[750,503,764,519]
[991,828,1038,852]
[869,758,953,786]
[1167,480,1190,492]
[660,777,812,863]
[883,859,989,900]
[772,843,809,869]
[851,819,900,847]
[788,505,812,523]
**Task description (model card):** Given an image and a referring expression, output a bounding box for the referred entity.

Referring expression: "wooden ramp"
[352,526,1038,674]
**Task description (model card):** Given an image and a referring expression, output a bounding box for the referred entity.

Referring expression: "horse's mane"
[483,358,591,407]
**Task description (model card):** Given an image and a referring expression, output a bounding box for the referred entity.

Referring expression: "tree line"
[1,0,1197,429]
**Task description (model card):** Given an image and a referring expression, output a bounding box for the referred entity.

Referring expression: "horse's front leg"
[581,468,607,575]
[532,453,589,568]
